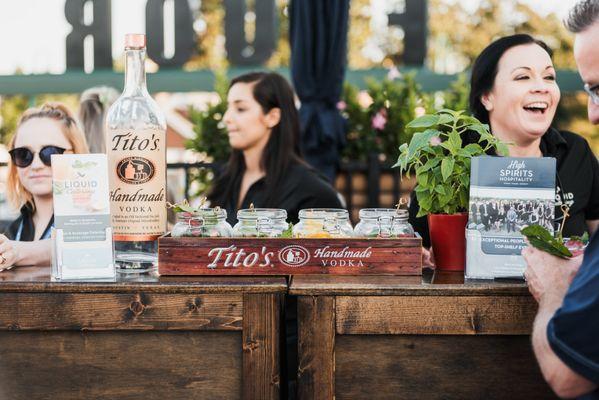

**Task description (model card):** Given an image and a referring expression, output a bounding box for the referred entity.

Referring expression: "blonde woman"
[0,103,88,271]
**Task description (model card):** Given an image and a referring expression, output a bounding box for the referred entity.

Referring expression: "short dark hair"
[469,34,553,125]
[565,0,599,33]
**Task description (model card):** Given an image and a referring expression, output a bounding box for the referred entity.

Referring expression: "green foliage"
[439,73,470,112]
[0,95,28,144]
[340,82,378,161]
[340,72,475,162]
[341,72,432,162]
[186,71,230,163]
[394,109,507,216]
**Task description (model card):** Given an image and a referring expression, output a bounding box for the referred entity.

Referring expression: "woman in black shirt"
[207,71,342,224]
[410,34,599,249]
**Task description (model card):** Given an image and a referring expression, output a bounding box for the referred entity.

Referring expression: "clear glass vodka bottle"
[105,34,167,274]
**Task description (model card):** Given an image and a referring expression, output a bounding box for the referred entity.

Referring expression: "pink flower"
[429,136,442,146]
[336,100,347,111]
[387,66,401,80]
[372,109,387,130]
[414,106,426,117]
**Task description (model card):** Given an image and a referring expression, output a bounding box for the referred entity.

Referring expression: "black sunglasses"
[8,145,70,168]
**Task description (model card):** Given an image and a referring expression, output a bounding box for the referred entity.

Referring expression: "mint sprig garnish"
[521,224,572,259]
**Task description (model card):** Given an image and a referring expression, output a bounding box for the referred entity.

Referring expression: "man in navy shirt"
[523,1,599,398]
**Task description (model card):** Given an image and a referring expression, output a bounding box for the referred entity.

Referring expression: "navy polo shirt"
[547,232,599,399]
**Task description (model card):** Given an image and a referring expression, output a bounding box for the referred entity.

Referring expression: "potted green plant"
[394,109,507,270]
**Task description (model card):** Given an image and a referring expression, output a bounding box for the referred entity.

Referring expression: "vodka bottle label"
[107,128,166,241]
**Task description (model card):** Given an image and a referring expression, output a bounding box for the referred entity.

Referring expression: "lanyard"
[15,220,52,241]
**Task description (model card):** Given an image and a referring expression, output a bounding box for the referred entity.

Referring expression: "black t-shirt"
[409,128,599,247]
[4,203,54,241]
[217,162,343,225]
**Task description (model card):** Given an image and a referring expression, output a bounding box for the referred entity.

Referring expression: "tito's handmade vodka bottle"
[106,34,166,273]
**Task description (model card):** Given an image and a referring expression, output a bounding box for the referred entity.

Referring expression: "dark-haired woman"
[410,34,599,252]
[207,71,342,224]
[206,72,343,393]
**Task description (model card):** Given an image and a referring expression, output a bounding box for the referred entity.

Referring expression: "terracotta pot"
[427,213,468,271]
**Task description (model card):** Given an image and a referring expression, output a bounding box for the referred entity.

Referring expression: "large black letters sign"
[224,0,277,66]
[146,0,195,68]
[65,0,112,70]
[387,0,427,65]
[64,0,426,70]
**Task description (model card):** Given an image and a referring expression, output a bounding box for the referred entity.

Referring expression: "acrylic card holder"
[51,154,115,281]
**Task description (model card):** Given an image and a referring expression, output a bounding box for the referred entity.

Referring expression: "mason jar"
[354,208,415,238]
[233,208,289,237]
[171,208,233,238]
[293,208,354,238]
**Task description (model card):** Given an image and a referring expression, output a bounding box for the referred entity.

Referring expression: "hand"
[422,247,436,268]
[522,245,582,305]
[0,234,19,271]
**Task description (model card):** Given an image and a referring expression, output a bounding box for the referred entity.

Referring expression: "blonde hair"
[7,102,89,210]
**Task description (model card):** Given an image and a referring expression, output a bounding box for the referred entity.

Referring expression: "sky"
[0,0,581,75]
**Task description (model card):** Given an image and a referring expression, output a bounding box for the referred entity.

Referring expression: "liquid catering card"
[51,154,115,280]
[465,156,556,279]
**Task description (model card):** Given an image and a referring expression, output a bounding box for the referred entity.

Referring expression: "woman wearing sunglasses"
[0,103,88,271]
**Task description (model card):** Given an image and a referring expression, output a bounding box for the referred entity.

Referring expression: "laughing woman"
[0,103,88,271]
[410,34,599,250]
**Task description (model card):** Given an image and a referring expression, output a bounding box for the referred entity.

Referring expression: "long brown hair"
[7,102,89,210]
[208,72,304,208]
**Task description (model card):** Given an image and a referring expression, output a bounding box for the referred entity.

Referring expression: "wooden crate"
[158,236,422,276]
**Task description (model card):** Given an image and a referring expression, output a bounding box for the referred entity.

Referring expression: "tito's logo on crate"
[279,245,311,267]
[158,237,423,275]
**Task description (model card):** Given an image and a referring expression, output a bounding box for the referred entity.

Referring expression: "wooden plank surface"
[334,335,556,400]
[297,296,335,400]
[0,266,288,294]
[242,293,281,400]
[335,296,537,335]
[289,274,530,296]
[159,237,422,276]
[0,292,243,331]
[0,331,243,400]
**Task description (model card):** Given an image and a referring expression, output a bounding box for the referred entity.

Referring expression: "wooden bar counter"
[291,270,557,400]
[0,266,286,400]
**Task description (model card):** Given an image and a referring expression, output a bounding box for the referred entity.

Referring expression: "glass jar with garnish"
[293,208,354,238]
[233,208,290,237]
[169,201,233,238]
[354,208,415,238]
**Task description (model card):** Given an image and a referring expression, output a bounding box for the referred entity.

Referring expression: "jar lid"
[359,208,408,219]
[237,208,287,221]
[299,208,349,220]
[177,207,227,220]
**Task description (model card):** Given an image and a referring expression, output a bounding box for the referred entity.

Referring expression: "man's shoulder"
[564,233,599,298]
